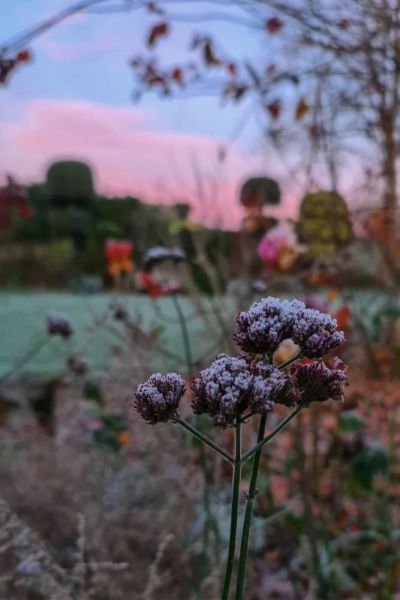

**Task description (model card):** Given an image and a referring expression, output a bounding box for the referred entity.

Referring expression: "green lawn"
[0,292,237,377]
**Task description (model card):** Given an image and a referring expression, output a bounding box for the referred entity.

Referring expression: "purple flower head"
[191,354,297,427]
[233,297,295,357]
[290,305,345,358]
[47,312,73,338]
[233,296,345,359]
[292,360,348,406]
[134,372,185,424]
[191,354,253,428]
[251,360,299,412]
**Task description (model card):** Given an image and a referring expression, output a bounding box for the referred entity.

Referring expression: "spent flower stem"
[241,405,303,463]
[235,414,267,600]
[221,420,242,600]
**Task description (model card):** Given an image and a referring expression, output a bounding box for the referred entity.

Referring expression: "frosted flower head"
[191,354,296,427]
[134,372,185,424]
[233,296,345,359]
[251,360,299,412]
[292,360,348,406]
[47,312,73,338]
[290,306,345,358]
[191,354,255,427]
[233,297,292,357]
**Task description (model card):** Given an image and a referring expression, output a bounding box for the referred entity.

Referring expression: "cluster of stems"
[171,351,302,599]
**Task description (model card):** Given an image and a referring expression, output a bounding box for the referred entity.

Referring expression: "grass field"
[0,292,238,377]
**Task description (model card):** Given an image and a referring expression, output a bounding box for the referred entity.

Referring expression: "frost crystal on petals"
[292,360,348,405]
[233,296,345,358]
[251,361,299,412]
[233,297,292,356]
[191,354,253,427]
[134,372,185,424]
[191,354,296,427]
[290,306,345,358]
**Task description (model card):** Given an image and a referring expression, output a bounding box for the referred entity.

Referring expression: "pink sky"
[0,1,309,228]
[1,98,299,228]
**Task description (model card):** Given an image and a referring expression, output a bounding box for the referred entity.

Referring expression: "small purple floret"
[292,360,348,405]
[191,354,253,428]
[250,360,299,412]
[134,372,185,424]
[47,312,73,338]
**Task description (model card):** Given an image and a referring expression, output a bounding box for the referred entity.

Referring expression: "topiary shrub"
[46,160,95,209]
[240,177,281,207]
[297,190,353,258]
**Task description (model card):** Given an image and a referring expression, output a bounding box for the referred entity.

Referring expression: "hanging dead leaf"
[170,67,183,86]
[0,59,16,84]
[265,17,283,33]
[226,62,237,76]
[16,50,31,63]
[203,39,222,66]
[267,99,281,119]
[147,21,169,47]
[295,97,309,120]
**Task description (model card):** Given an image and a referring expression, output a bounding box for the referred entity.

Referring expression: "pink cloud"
[1,98,298,227]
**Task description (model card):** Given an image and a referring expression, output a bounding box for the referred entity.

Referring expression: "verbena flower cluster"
[133,296,347,427]
[47,312,73,338]
[233,297,344,358]
[134,372,185,424]
[142,246,186,272]
[292,359,348,405]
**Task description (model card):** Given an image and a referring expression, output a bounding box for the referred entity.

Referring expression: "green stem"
[171,293,193,375]
[242,405,303,463]
[235,415,267,600]
[173,417,234,463]
[221,421,242,600]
